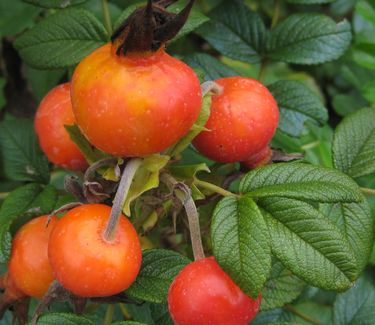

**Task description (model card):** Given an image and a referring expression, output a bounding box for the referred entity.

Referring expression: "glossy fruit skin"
[9,215,58,299]
[193,77,279,163]
[48,204,142,297]
[71,44,202,157]
[168,257,261,325]
[243,146,272,169]
[35,83,88,171]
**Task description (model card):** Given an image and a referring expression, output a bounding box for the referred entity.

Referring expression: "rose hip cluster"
[8,1,280,324]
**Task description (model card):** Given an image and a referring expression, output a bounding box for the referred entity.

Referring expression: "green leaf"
[320,200,374,273]
[126,249,190,303]
[168,0,209,41]
[0,1,41,36]
[261,262,305,310]
[169,163,210,199]
[196,1,266,63]
[269,80,328,137]
[0,78,6,110]
[267,14,352,64]
[14,8,108,69]
[286,0,335,3]
[361,79,375,103]
[353,44,375,70]
[333,275,375,325]
[0,184,58,263]
[112,322,148,325]
[26,67,65,101]
[23,0,88,8]
[259,197,357,290]
[29,313,94,325]
[239,163,362,203]
[0,118,50,184]
[123,155,170,216]
[332,107,375,178]
[65,124,109,164]
[184,53,237,81]
[166,93,211,157]
[211,196,271,298]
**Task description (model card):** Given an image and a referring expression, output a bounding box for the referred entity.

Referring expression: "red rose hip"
[168,257,261,325]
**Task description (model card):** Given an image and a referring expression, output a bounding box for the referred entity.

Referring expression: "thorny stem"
[104,304,115,325]
[101,0,112,35]
[161,173,205,261]
[103,158,143,242]
[361,187,375,196]
[194,179,238,198]
[284,304,323,325]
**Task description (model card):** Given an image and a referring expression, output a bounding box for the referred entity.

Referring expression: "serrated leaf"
[259,197,357,290]
[211,196,271,298]
[29,313,94,325]
[321,200,374,273]
[23,0,87,8]
[14,8,108,69]
[0,184,58,262]
[261,262,305,310]
[65,124,109,164]
[239,163,362,203]
[123,155,170,216]
[333,275,375,325]
[166,93,211,157]
[0,118,50,184]
[333,107,375,178]
[268,80,328,137]
[196,1,266,63]
[267,14,352,64]
[184,53,237,81]
[126,249,190,303]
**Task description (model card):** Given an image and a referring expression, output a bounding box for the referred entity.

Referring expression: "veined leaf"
[259,197,357,290]
[268,80,328,137]
[23,0,87,8]
[333,275,375,325]
[321,200,374,273]
[261,262,305,310]
[239,163,362,203]
[126,249,190,303]
[211,196,271,298]
[31,313,94,325]
[196,1,266,63]
[14,8,108,69]
[0,184,58,263]
[332,107,375,178]
[0,118,50,184]
[267,13,352,64]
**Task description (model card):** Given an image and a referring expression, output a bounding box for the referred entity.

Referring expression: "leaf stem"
[103,158,142,242]
[361,187,375,196]
[101,0,112,36]
[118,303,131,320]
[284,304,323,325]
[194,179,238,198]
[103,304,114,325]
[271,0,281,28]
[161,173,205,261]
[257,59,267,82]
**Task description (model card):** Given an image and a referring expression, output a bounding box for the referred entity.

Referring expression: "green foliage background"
[0,0,375,324]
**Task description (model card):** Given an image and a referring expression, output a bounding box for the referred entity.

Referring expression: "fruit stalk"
[161,173,205,260]
[103,158,143,241]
